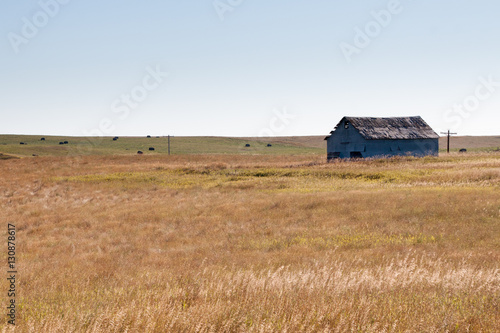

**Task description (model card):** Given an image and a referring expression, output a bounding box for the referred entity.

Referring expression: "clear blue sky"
[1,0,499,137]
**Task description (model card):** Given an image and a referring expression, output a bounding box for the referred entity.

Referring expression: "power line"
[440,130,457,153]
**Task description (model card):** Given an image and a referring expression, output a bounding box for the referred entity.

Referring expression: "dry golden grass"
[1,153,499,332]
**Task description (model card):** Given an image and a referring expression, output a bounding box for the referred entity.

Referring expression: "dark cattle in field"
[149,147,155,151]
[245,144,251,147]
[59,142,64,145]
[137,151,143,154]
[41,138,45,141]
[113,137,118,141]
[64,141,69,144]
[147,135,151,138]
[19,142,25,145]
[267,144,272,147]
[459,148,467,153]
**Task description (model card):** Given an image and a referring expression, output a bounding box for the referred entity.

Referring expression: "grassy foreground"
[1,153,499,332]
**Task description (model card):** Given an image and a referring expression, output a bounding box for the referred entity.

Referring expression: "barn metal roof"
[326,116,439,140]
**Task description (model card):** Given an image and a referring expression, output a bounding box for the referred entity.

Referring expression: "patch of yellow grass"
[242,233,440,251]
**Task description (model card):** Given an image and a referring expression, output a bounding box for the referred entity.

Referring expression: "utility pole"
[168,135,173,155]
[440,130,457,153]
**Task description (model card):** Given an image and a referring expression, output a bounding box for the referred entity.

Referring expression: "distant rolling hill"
[245,135,500,152]
[0,135,323,157]
[0,135,498,157]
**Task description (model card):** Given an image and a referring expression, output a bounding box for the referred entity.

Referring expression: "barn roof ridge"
[329,116,439,140]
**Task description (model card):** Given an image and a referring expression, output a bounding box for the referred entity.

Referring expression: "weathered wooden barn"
[325,116,439,159]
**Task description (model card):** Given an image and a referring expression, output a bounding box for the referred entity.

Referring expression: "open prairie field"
[1,135,500,158]
[0,135,323,157]
[1,152,499,332]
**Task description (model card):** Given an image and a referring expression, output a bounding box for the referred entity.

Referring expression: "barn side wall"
[326,126,438,159]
